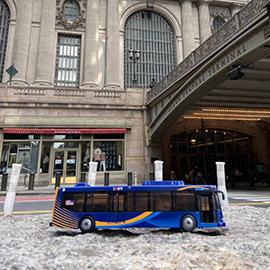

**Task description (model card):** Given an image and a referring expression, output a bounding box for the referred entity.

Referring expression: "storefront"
[0,128,126,185]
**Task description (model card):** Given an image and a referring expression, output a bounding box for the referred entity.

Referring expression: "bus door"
[198,193,217,224]
[108,192,126,223]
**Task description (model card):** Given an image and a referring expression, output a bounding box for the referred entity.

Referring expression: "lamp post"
[128,49,141,88]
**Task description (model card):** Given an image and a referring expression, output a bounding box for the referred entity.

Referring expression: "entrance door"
[52,149,78,184]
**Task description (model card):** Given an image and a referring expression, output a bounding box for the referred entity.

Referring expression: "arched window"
[124,11,175,89]
[0,0,10,82]
[62,0,80,21]
[213,16,225,32]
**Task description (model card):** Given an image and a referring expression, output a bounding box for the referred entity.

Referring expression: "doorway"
[52,149,78,184]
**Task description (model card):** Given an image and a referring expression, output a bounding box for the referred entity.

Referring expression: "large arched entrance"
[170,128,255,184]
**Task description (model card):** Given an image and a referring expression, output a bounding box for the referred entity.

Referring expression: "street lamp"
[128,49,141,88]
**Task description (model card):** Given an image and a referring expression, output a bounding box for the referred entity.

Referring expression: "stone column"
[33,0,56,86]
[198,0,211,43]
[230,3,242,17]
[82,0,99,88]
[12,0,33,85]
[105,0,120,89]
[181,0,195,58]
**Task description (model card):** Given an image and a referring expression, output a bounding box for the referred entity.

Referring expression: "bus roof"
[58,181,217,193]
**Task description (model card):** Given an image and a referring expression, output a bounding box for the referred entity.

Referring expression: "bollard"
[134,171,137,186]
[170,171,175,180]
[150,171,154,181]
[128,172,132,185]
[4,164,22,216]
[28,172,35,190]
[55,172,61,189]
[104,172,109,186]
[154,160,163,181]
[88,162,98,186]
[1,172,8,191]
[230,171,236,187]
[81,172,86,182]
[216,162,229,207]
[249,171,255,187]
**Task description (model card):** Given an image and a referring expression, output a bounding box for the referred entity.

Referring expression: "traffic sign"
[6,64,18,85]
[6,64,18,77]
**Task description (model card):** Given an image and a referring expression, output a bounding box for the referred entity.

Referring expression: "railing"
[2,85,124,100]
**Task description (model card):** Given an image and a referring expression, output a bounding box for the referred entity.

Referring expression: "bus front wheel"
[181,215,196,232]
[79,216,95,233]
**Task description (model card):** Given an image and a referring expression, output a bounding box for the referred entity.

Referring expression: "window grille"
[63,0,80,21]
[0,0,10,82]
[213,16,225,32]
[55,34,81,88]
[124,10,175,89]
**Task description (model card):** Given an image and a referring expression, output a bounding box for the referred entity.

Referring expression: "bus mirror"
[221,191,225,200]
[217,191,225,200]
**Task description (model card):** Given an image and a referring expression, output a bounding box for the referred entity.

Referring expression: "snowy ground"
[0,206,270,270]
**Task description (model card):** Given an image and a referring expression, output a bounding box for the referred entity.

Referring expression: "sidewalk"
[0,181,269,196]
[0,185,58,196]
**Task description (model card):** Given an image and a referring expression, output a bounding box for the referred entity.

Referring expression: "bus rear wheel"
[79,216,95,233]
[181,215,196,232]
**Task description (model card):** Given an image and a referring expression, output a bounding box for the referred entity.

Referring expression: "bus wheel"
[79,216,95,233]
[181,215,196,232]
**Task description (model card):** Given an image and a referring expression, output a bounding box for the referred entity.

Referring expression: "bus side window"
[154,191,171,211]
[126,192,135,211]
[126,192,151,212]
[173,192,196,211]
[85,193,108,212]
[118,193,125,212]
[135,192,151,211]
[62,193,85,212]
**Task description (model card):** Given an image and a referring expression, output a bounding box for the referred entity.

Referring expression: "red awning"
[2,128,127,134]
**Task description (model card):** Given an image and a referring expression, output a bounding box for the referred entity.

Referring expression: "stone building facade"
[0,0,246,185]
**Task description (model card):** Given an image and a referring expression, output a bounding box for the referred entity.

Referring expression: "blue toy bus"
[50,181,226,233]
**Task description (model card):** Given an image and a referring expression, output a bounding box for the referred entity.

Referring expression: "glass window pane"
[124,10,175,89]
[155,192,171,211]
[55,34,81,88]
[0,1,10,81]
[63,1,80,21]
[173,192,196,211]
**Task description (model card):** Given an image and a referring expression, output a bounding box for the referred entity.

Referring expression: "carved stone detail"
[14,88,45,96]
[210,6,231,33]
[54,89,86,97]
[56,0,87,30]
[94,90,121,99]
[147,0,270,104]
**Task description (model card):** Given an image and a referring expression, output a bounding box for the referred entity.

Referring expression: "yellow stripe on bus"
[177,186,210,191]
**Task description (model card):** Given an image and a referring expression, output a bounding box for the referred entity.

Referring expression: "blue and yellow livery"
[50,181,226,233]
